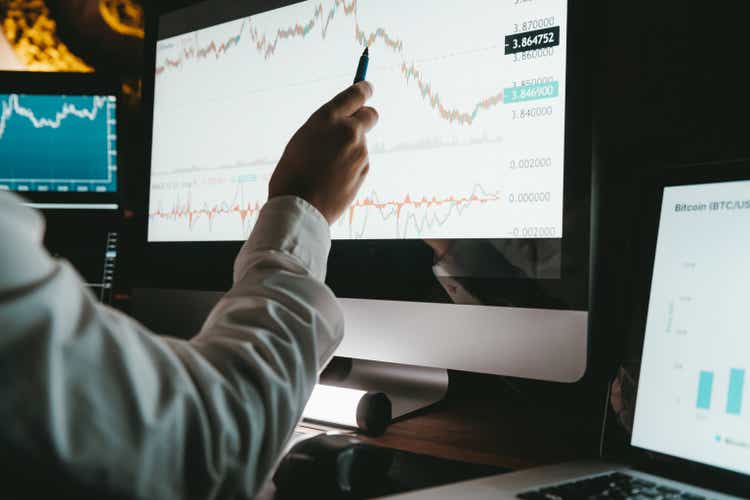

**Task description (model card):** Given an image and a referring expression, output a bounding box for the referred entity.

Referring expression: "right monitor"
[633,175,750,476]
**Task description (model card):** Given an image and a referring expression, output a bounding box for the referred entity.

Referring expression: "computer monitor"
[632,167,750,478]
[140,0,591,382]
[0,72,120,211]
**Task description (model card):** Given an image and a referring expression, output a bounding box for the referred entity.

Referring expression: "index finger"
[323,81,374,118]
[350,106,379,134]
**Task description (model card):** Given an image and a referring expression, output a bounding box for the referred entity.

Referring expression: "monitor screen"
[0,93,118,195]
[143,0,590,314]
[632,179,750,476]
[148,0,567,243]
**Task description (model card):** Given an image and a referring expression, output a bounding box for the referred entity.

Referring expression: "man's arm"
[0,81,378,499]
[0,193,340,499]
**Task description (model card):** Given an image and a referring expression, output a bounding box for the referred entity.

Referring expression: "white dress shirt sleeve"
[0,192,343,499]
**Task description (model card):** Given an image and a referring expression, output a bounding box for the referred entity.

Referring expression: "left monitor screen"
[0,93,118,194]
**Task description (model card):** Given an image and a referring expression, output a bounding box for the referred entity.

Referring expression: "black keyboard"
[518,472,709,499]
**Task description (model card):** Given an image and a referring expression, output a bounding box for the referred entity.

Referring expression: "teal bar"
[727,368,745,415]
[503,81,559,104]
[696,371,714,410]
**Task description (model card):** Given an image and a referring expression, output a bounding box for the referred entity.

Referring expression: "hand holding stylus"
[269,81,379,224]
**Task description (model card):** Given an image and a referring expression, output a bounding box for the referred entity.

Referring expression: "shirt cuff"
[234,196,331,282]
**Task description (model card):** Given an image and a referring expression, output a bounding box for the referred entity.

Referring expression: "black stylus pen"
[353,46,369,83]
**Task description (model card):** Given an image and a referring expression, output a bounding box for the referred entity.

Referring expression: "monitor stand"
[319,357,449,420]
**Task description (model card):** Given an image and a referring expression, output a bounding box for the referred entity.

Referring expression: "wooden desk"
[264,380,607,499]
[360,382,604,472]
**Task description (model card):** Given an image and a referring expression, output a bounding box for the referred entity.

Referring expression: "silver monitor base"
[320,358,449,419]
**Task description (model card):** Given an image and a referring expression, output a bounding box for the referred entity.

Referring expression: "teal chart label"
[504,81,559,104]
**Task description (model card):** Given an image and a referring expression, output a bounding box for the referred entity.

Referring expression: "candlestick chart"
[148,0,567,241]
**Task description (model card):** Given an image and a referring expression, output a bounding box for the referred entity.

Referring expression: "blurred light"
[1,0,93,71]
[99,0,144,39]
[0,31,24,69]
[303,384,367,428]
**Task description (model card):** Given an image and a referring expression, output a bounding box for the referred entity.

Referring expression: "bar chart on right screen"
[694,368,745,414]
[632,179,750,476]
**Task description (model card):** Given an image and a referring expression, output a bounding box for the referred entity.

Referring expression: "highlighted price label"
[505,26,560,54]
[504,81,559,103]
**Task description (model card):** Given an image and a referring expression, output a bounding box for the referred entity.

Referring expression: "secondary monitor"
[632,172,750,477]
[0,72,120,210]
[141,0,592,381]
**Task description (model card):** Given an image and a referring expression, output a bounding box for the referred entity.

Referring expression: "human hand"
[269,81,379,224]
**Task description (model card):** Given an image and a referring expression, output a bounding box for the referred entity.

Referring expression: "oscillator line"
[149,185,264,233]
[344,184,501,238]
[150,183,501,238]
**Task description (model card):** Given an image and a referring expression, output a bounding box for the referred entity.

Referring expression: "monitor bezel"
[138,0,592,314]
[0,71,122,210]
[618,159,750,498]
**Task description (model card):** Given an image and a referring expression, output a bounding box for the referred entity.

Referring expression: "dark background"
[590,1,750,382]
